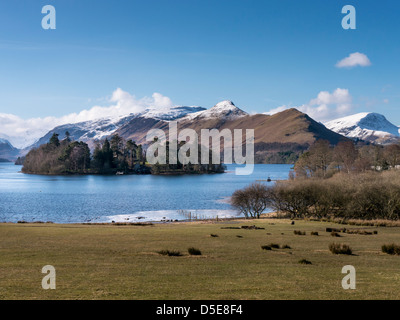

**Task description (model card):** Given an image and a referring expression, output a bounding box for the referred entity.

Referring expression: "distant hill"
[0,139,20,161]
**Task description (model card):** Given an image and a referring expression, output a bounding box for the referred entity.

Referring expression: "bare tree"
[231,183,271,219]
[384,144,400,169]
[334,141,358,173]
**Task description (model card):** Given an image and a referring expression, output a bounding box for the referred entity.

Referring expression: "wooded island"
[21,132,226,175]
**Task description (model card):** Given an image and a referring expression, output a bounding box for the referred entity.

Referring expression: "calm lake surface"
[0,163,292,223]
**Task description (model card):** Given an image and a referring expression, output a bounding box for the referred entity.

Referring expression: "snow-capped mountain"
[183,100,248,120]
[27,105,206,150]
[325,112,400,143]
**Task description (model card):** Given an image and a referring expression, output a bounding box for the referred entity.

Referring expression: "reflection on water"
[0,163,292,223]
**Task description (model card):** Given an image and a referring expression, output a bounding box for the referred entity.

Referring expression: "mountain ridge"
[0,102,372,162]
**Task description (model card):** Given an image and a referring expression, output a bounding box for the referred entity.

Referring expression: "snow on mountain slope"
[325,112,400,142]
[27,105,205,150]
[183,101,248,120]
[139,106,205,120]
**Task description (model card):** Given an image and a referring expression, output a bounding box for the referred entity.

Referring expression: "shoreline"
[2,214,276,226]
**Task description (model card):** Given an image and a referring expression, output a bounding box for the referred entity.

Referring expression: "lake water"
[0,163,292,223]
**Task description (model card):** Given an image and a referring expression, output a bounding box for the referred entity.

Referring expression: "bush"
[188,247,202,256]
[298,259,312,265]
[329,243,352,255]
[265,170,400,221]
[382,244,400,255]
[294,230,306,235]
[157,250,183,257]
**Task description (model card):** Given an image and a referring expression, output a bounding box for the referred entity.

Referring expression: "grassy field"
[1,218,400,300]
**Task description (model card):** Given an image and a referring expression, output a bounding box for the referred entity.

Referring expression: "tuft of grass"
[311,231,319,236]
[346,229,376,235]
[326,227,346,233]
[298,259,312,265]
[329,243,352,255]
[241,225,265,230]
[382,243,400,255]
[157,250,183,257]
[269,243,280,249]
[220,227,240,229]
[294,230,306,235]
[281,244,291,249]
[188,247,202,256]
[261,245,272,251]
[331,232,341,237]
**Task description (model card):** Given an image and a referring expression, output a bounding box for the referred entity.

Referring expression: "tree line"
[294,140,400,178]
[231,140,400,221]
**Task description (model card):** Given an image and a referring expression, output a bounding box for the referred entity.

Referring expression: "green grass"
[1,219,400,300]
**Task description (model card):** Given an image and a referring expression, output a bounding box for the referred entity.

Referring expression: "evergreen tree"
[49,133,60,147]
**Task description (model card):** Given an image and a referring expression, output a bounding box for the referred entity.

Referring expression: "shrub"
[382,244,400,255]
[281,244,291,249]
[157,250,183,257]
[188,247,202,256]
[329,243,352,255]
[269,243,280,249]
[294,230,306,235]
[265,170,400,221]
[331,232,341,237]
[298,259,312,265]
[311,231,319,236]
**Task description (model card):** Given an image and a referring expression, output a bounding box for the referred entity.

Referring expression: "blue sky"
[0,0,400,134]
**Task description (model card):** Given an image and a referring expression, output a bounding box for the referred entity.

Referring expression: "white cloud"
[263,105,289,115]
[336,52,371,68]
[0,89,175,148]
[265,88,353,122]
